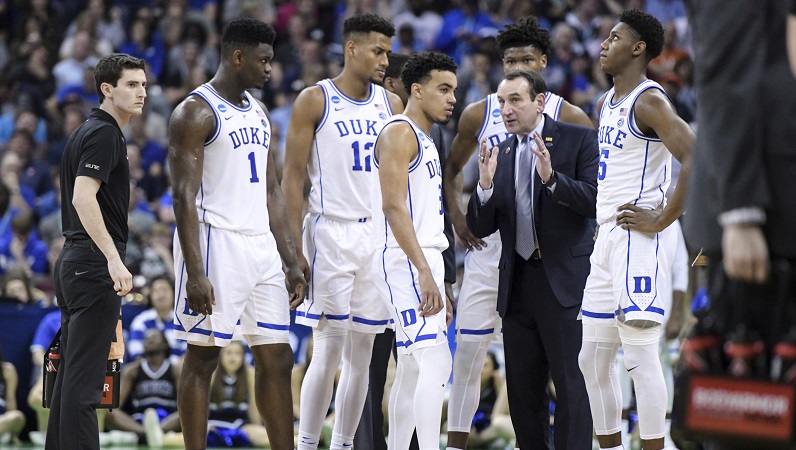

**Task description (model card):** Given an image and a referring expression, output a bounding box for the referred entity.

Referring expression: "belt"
[64,239,126,255]
[530,248,542,260]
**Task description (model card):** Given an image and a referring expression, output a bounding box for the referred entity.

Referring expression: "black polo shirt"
[60,108,130,244]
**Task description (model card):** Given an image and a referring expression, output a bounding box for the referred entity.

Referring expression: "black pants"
[354,328,420,450]
[502,253,592,450]
[46,240,124,450]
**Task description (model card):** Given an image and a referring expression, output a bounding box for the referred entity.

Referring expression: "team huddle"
[168,8,692,450]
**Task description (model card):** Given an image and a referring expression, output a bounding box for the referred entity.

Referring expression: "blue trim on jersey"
[633,142,650,206]
[382,89,393,116]
[476,96,492,143]
[203,83,253,112]
[316,83,330,132]
[308,214,321,313]
[407,179,415,222]
[621,305,665,316]
[325,314,350,321]
[200,184,206,222]
[257,322,290,331]
[553,94,563,120]
[204,224,212,277]
[606,80,654,110]
[353,316,391,326]
[328,80,376,105]
[460,328,495,335]
[189,90,221,144]
[314,139,325,214]
[296,311,322,320]
[175,261,186,330]
[415,334,437,342]
[581,310,616,319]
[626,86,665,142]
[659,165,667,205]
[173,324,233,340]
[406,255,429,341]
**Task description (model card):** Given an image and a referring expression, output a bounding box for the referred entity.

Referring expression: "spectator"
[105,329,181,447]
[0,151,36,212]
[7,44,56,110]
[0,210,49,277]
[52,30,100,92]
[435,0,496,65]
[392,0,443,51]
[59,12,113,60]
[6,129,53,199]
[126,276,185,364]
[56,65,101,116]
[118,16,166,80]
[0,344,25,445]
[0,267,48,305]
[49,108,86,167]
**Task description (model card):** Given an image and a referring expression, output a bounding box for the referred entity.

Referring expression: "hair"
[210,341,249,405]
[1,267,34,304]
[342,13,395,43]
[496,16,551,58]
[94,53,146,103]
[143,328,170,358]
[619,9,665,61]
[400,51,457,96]
[384,52,410,80]
[220,17,276,56]
[503,69,547,98]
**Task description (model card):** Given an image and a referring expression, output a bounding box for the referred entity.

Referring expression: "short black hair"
[400,52,457,96]
[342,13,395,43]
[221,17,276,56]
[619,9,665,61]
[94,53,145,103]
[385,52,410,80]
[503,70,547,98]
[496,16,551,58]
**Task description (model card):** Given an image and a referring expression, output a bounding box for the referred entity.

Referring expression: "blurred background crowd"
[0,0,695,446]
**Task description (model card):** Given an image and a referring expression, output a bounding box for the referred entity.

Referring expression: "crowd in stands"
[0,0,695,446]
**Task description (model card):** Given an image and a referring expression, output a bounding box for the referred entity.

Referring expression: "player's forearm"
[280,174,306,253]
[383,204,431,274]
[268,187,301,268]
[658,161,690,231]
[172,189,205,278]
[442,167,467,228]
[73,195,123,264]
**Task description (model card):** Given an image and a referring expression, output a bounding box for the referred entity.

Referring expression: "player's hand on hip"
[286,265,308,310]
[615,203,664,232]
[108,257,132,296]
[186,274,215,315]
[478,138,498,190]
[722,224,770,283]
[453,215,486,251]
[417,269,443,317]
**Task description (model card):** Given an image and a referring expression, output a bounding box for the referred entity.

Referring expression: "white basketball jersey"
[477,91,564,148]
[372,115,449,251]
[307,79,394,221]
[596,80,672,225]
[189,84,272,235]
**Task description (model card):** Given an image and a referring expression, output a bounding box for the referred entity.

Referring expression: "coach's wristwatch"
[542,170,557,187]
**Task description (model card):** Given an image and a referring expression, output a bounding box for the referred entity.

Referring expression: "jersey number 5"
[598,149,609,181]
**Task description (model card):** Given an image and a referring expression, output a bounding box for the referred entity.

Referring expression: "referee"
[46,53,146,450]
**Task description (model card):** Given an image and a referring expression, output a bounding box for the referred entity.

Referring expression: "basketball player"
[168,18,306,450]
[576,9,694,450]
[442,16,593,449]
[372,51,457,450]
[281,13,404,450]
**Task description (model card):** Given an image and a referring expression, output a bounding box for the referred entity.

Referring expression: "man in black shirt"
[46,53,147,450]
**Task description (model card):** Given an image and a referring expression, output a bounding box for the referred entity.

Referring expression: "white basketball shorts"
[582,224,676,325]
[296,213,390,333]
[373,246,448,355]
[456,232,502,343]
[173,223,290,347]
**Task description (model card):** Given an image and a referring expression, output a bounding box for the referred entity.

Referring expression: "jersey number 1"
[248,152,260,183]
